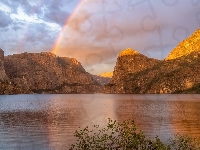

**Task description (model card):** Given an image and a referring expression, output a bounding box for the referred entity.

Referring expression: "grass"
[70,119,200,150]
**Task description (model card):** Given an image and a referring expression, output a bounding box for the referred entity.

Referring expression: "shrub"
[70,119,171,150]
[70,119,200,150]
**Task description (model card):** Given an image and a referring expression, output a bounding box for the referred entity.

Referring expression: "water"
[0,94,200,149]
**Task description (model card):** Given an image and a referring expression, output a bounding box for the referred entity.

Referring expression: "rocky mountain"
[0,49,8,82]
[103,29,200,93]
[92,75,111,86]
[2,52,101,94]
[92,72,113,85]
[0,49,29,94]
[166,29,200,60]
[99,72,113,78]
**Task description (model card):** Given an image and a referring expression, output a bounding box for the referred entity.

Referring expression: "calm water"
[0,94,200,149]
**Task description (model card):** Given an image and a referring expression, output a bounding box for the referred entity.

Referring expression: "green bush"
[70,119,200,150]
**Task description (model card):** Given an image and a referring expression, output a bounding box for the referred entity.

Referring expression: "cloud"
[44,9,70,26]
[0,0,200,75]
[0,11,12,28]
[54,0,200,74]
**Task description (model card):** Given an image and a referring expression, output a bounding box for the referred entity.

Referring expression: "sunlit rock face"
[165,29,200,60]
[103,29,200,93]
[103,48,160,93]
[4,52,102,94]
[99,72,113,78]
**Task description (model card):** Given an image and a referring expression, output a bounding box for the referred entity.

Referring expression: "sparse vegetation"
[70,119,200,150]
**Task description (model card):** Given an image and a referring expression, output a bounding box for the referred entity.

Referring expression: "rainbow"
[51,0,85,54]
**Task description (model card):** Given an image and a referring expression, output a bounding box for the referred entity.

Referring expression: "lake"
[0,94,200,149]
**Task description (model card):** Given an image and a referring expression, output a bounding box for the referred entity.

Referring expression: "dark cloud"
[44,9,70,26]
[0,11,12,28]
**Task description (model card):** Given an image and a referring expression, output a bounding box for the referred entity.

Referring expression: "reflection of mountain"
[170,101,200,140]
[0,105,84,149]
[0,51,102,94]
[0,94,117,149]
[103,29,200,93]
[115,96,200,142]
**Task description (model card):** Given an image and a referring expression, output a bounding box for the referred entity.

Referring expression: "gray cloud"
[44,9,70,26]
[0,11,12,28]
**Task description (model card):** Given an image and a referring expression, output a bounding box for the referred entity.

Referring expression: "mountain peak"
[119,48,139,57]
[165,29,200,60]
[99,72,113,78]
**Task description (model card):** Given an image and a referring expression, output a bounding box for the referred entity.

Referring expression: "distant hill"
[92,75,111,86]
[103,29,200,93]
[0,51,101,94]
[99,72,113,78]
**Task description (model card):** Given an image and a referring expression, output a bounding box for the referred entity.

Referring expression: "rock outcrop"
[103,29,200,93]
[0,49,28,94]
[166,29,200,60]
[0,49,8,82]
[103,48,160,93]
[3,52,101,94]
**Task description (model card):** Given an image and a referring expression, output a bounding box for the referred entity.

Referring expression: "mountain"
[0,49,29,94]
[165,29,200,60]
[0,49,8,82]
[99,72,113,78]
[103,30,200,93]
[3,52,102,94]
[92,72,113,85]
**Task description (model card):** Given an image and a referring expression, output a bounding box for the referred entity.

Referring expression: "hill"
[2,52,101,94]
[103,30,200,93]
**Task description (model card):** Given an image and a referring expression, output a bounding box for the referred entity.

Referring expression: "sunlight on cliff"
[165,29,200,60]
[119,48,139,57]
[99,72,113,78]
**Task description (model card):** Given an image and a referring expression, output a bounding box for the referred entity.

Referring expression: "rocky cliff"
[3,52,101,94]
[0,49,28,94]
[0,49,8,82]
[103,29,200,93]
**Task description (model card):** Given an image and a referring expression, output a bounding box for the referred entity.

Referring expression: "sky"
[0,0,200,75]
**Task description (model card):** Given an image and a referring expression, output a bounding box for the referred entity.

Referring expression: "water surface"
[0,94,200,149]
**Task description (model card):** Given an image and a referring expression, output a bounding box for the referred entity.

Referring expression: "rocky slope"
[3,52,101,94]
[103,29,200,93]
[92,75,111,86]
[103,48,161,93]
[0,49,29,94]
[92,72,113,85]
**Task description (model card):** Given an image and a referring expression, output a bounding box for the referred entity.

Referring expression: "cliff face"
[4,52,101,94]
[103,48,160,93]
[0,49,27,94]
[166,29,200,60]
[103,30,200,93]
[0,49,8,82]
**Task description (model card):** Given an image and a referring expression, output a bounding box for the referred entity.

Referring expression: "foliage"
[70,119,170,150]
[169,134,200,150]
[70,119,200,150]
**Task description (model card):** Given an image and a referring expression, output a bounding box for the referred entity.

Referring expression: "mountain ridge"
[0,51,102,94]
[103,29,200,94]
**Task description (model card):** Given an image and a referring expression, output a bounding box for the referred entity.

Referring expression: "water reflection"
[0,94,200,149]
